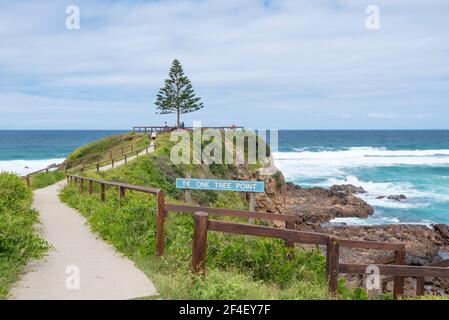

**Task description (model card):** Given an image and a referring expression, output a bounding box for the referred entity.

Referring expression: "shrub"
[0,173,49,298]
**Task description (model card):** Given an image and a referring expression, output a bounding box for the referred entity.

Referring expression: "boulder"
[330,184,367,195]
[387,194,407,201]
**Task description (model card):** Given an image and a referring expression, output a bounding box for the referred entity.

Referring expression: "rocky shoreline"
[254,169,449,295]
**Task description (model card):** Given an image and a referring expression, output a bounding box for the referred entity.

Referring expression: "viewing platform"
[132,125,244,133]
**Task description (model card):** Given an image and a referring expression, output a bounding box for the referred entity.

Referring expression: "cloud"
[0,0,448,129]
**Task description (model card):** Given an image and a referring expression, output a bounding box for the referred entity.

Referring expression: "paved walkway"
[11,144,157,300]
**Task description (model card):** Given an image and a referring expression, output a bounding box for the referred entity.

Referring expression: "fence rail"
[21,137,150,187]
[133,126,244,133]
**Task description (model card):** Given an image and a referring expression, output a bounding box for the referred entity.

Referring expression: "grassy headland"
[59,131,367,300]
[0,173,50,298]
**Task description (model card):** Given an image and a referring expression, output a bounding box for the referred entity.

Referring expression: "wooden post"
[156,191,166,256]
[124,155,127,164]
[192,212,209,275]
[88,180,93,194]
[96,163,100,172]
[327,237,340,294]
[26,175,31,187]
[249,193,256,211]
[416,277,425,296]
[284,220,295,249]
[111,159,115,168]
[109,150,113,159]
[119,186,125,203]
[100,183,105,202]
[185,172,192,204]
[79,178,84,193]
[393,250,406,300]
[248,193,256,224]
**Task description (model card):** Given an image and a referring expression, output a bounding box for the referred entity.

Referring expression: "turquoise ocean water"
[273,130,449,225]
[1,130,449,225]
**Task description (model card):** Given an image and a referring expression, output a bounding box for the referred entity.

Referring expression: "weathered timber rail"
[21,163,63,187]
[66,174,449,299]
[21,136,150,187]
[133,126,244,133]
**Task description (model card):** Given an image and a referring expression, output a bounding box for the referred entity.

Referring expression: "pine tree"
[155,59,204,128]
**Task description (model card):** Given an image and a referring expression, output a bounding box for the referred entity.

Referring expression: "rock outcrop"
[282,182,374,228]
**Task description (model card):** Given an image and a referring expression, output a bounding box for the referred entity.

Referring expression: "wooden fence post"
[79,178,84,193]
[109,151,113,159]
[192,212,209,275]
[326,236,340,294]
[96,163,100,172]
[124,155,127,164]
[156,191,166,256]
[416,277,425,296]
[26,175,31,187]
[100,183,105,202]
[285,220,295,250]
[119,186,125,203]
[88,180,93,194]
[393,249,406,299]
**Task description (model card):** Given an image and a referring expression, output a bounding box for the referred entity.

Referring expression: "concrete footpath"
[11,146,157,300]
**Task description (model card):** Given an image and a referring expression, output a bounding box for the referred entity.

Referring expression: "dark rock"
[330,184,367,195]
[387,194,407,201]
[434,224,449,243]
[283,183,374,227]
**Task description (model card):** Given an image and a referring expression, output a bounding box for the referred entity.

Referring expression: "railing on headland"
[66,174,449,300]
[132,126,244,133]
[21,137,151,187]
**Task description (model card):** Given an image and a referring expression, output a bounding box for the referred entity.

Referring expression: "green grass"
[58,132,368,300]
[30,170,65,190]
[0,173,50,299]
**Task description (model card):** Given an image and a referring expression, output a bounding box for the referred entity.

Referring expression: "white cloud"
[0,0,448,129]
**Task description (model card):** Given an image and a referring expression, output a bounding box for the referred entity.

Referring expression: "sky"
[0,0,448,130]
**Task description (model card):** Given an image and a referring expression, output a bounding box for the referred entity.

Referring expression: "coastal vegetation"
[30,170,65,190]
[0,173,49,298]
[59,132,367,300]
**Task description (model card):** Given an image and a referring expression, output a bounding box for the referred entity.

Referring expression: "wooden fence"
[63,140,151,173]
[21,163,63,187]
[133,126,244,133]
[21,139,150,187]
[66,175,449,299]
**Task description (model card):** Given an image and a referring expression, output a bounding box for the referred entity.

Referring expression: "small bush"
[0,173,49,298]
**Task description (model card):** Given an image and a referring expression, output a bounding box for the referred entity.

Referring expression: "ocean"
[273,130,449,226]
[1,130,449,226]
[0,130,126,175]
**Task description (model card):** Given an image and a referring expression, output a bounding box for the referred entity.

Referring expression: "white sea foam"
[273,147,449,224]
[328,216,433,227]
[0,158,65,176]
[273,147,449,174]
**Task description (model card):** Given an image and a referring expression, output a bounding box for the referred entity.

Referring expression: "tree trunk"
[177,109,180,128]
